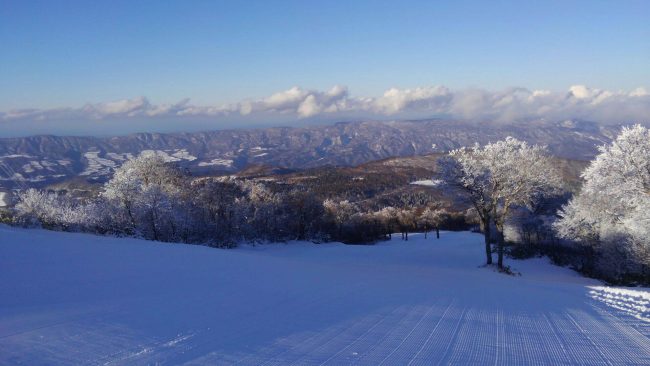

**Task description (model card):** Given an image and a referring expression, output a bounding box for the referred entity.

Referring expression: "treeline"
[10,154,462,246]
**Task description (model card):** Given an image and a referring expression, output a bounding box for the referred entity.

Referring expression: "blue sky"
[1,0,648,109]
[0,0,649,136]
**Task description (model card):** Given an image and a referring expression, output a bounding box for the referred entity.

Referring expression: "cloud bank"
[1,85,648,136]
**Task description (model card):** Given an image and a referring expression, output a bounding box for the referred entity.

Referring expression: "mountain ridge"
[0,119,619,189]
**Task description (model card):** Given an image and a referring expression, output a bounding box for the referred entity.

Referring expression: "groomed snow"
[0,226,649,365]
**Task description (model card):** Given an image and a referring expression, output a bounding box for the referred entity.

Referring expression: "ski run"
[1,225,649,365]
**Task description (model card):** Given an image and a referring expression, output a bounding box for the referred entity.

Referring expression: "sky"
[0,0,649,137]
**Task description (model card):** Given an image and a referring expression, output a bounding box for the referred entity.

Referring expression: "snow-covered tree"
[441,137,561,268]
[397,209,416,240]
[102,154,188,240]
[418,207,447,239]
[323,199,357,237]
[555,125,650,281]
[440,146,498,264]
[243,181,283,241]
[14,189,98,230]
[483,137,562,268]
[374,206,399,239]
[14,189,61,227]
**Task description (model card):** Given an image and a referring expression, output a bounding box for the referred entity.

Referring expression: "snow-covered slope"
[0,226,648,365]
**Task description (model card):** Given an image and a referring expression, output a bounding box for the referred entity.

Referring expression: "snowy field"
[1,226,649,365]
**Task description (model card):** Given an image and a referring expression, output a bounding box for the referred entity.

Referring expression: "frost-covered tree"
[102,154,188,240]
[14,189,62,227]
[418,207,447,239]
[555,125,650,282]
[440,146,498,264]
[397,209,416,240]
[242,181,284,242]
[374,206,399,239]
[323,199,357,238]
[483,137,562,268]
[14,189,98,230]
[441,137,561,268]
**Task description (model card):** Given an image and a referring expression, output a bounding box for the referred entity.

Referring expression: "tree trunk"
[424,230,427,239]
[125,202,137,234]
[436,227,440,239]
[150,210,159,241]
[496,225,505,269]
[483,218,493,265]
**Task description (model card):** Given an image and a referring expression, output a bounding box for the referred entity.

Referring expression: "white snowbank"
[410,179,442,187]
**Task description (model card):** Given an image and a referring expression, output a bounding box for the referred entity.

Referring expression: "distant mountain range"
[0,119,619,189]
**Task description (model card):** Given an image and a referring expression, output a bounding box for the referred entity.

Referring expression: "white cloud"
[2,85,649,131]
[82,96,151,116]
[629,87,648,97]
[568,85,593,99]
[145,98,191,117]
[263,86,308,111]
[256,85,350,117]
[372,86,452,114]
[297,95,320,118]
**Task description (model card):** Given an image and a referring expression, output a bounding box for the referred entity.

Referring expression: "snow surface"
[1,226,649,365]
[198,158,234,167]
[0,192,10,207]
[140,149,196,163]
[80,151,117,176]
[0,154,35,159]
[410,179,442,187]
